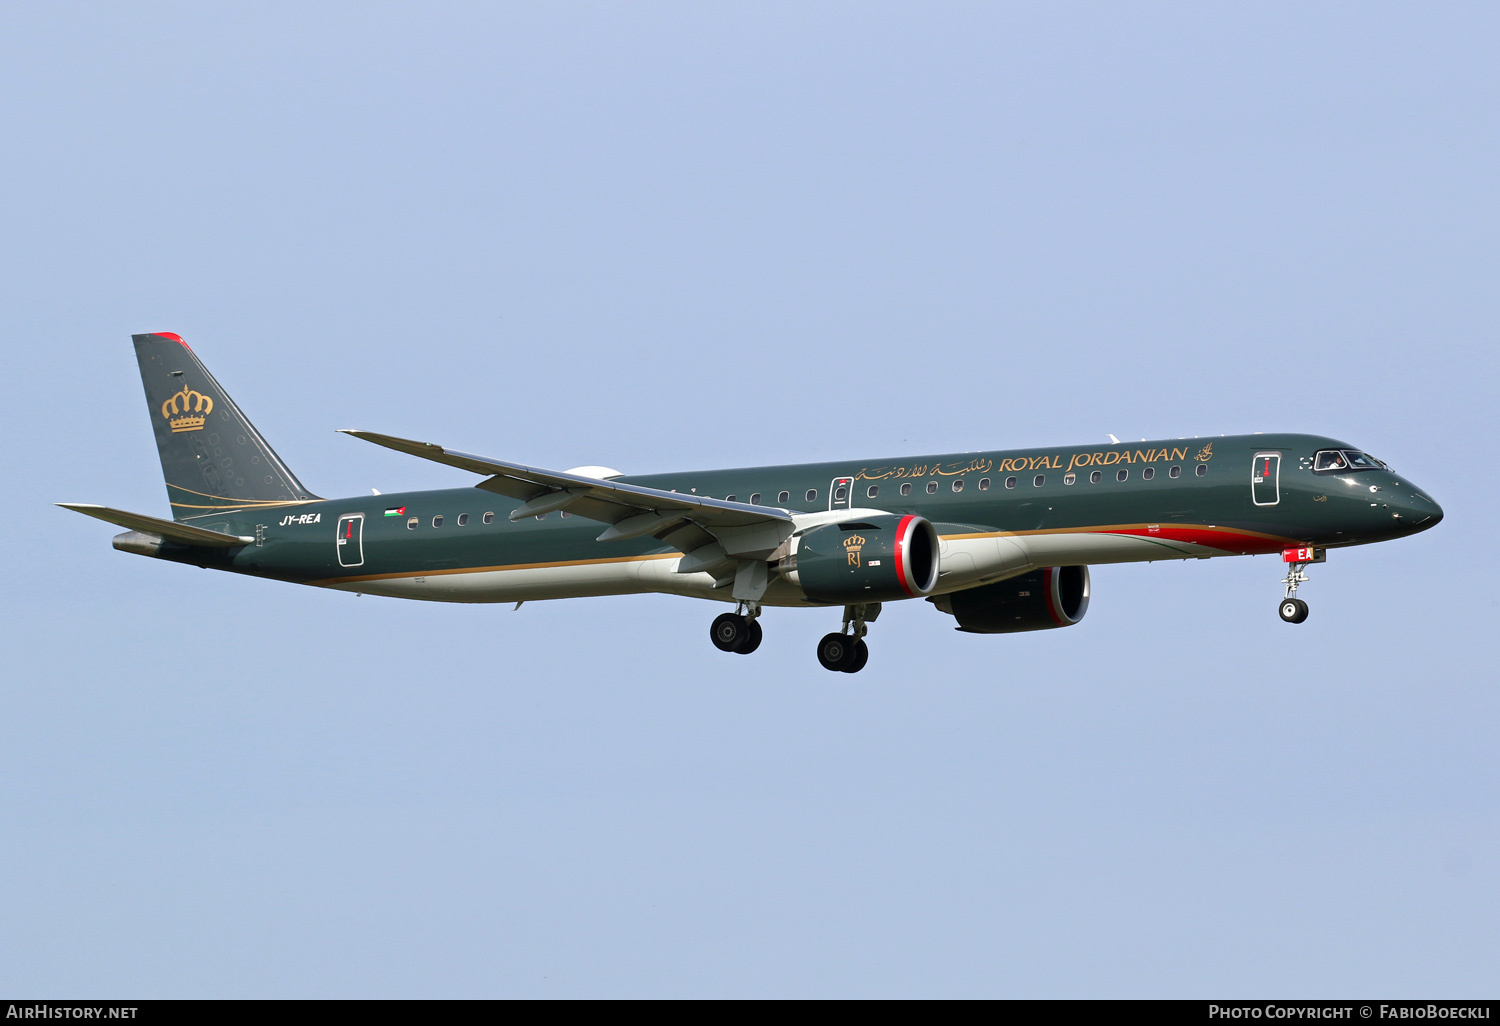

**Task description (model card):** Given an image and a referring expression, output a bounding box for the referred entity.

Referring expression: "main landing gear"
[1278,560,1312,624]
[817,603,879,673]
[710,603,762,655]
[709,602,880,672]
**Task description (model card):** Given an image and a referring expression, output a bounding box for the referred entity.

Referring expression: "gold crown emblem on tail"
[161,384,213,432]
[843,534,865,567]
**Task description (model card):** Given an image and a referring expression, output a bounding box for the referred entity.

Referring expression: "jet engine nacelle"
[782,514,939,604]
[931,565,1090,633]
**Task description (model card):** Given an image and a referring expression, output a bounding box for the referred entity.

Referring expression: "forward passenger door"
[1251,453,1281,506]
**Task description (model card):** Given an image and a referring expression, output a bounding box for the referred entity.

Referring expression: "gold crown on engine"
[161,384,214,432]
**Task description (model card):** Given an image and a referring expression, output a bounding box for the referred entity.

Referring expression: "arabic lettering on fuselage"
[855,447,1198,482]
[855,457,995,481]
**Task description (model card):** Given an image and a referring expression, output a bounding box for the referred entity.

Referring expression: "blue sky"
[1,2,1496,996]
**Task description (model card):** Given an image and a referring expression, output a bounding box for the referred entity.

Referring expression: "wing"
[57,503,255,546]
[340,430,795,580]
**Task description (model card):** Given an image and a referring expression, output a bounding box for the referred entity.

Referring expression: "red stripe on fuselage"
[1101,525,1287,553]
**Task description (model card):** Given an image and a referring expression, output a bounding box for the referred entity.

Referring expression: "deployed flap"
[340,430,794,563]
[56,503,254,547]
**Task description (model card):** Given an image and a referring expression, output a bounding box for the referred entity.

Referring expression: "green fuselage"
[146,432,1441,608]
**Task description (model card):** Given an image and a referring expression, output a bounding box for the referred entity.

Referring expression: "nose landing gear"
[1277,547,1321,623]
[817,603,879,673]
[710,602,762,654]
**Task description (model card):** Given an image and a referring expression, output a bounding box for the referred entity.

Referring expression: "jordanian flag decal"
[384,506,406,517]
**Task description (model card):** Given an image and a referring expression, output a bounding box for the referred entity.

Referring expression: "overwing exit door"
[829,477,853,510]
[336,513,365,567]
[1251,453,1281,506]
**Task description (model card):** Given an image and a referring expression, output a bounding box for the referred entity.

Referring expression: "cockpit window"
[1313,449,1387,473]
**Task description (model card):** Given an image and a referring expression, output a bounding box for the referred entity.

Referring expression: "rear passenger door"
[336,513,365,567]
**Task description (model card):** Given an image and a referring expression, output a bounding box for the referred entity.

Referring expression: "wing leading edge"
[340,430,796,586]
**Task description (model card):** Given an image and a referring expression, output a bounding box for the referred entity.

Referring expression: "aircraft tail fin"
[132,332,320,520]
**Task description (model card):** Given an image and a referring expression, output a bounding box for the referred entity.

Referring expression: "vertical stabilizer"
[132,332,319,520]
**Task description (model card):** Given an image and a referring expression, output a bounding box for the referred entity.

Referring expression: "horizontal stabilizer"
[56,503,254,547]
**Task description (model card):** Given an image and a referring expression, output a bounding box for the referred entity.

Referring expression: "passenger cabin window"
[561,511,571,518]
[900,483,912,496]
[1064,473,1076,485]
[1090,471,1101,484]
[1116,470,1128,482]
[1005,476,1017,489]
[778,491,789,504]
[432,514,444,527]
[407,517,418,530]
[1195,464,1207,477]
[867,485,879,498]
[952,480,964,493]
[1169,466,1181,479]
[1033,474,1045,487]
[926,482,938,494]
[482,512,495,524]
[979,478,990,491]
[457,513,469,526]
[835,486,847,501]
[750,493,761,505]
[1142,467,1154,481]
[726,495,736,502]
[805,489,817,502]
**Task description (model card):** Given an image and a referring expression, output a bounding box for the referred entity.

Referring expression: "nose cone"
[1397,485,1443,532]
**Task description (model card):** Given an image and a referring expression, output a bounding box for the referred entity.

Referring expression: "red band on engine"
[1042,567,1068,625]
[894,514,917,597]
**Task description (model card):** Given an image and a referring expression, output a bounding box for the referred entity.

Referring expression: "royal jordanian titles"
[61,333,1445,672]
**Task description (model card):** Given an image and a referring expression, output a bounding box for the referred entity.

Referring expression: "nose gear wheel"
[1278,558,1314,624]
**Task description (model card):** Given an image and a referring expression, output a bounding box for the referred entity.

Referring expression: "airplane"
[60,332,1444,672]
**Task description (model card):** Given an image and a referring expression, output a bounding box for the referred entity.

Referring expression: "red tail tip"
[152,331,188,347]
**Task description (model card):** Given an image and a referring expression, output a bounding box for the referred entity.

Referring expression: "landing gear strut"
[1279,561,1311,624]
[710,602,762,655]
[817,603,878,673]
